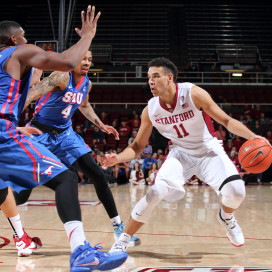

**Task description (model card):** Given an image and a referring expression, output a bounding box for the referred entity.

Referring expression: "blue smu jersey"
[0,46,32,130]
[33,72,89,129]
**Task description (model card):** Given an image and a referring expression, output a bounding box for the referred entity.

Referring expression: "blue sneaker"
[70,241,128,272]
[113,222,141,247]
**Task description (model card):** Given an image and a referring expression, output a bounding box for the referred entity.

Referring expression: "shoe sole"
[216,212,244,247]
[70,255,128,272]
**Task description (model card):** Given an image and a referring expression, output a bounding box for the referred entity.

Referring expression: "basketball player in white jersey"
[102,57,270,252]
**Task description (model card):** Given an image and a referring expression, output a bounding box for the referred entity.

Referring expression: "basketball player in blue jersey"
[13,50,140,247]
[0,5,128,272]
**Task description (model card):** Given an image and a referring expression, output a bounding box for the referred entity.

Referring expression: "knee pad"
[131,183,169,223]
[221,179,246,209]
[0,187,8,206]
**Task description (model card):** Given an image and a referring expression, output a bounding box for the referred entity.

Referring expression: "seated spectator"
[145,162,158,185]
[243,105,253,118]
[128,130,137,145]
[251,120,265,136]
[143,153,157,181]
[265,130,272,145]
[157,149,163,156]
[100,111,109,125]
[186,175,204,185]
[152,152,158,160]
[215,124,226,141]
[129,154,144,170]
[229,150,241,173]
[114,162,129,185]
[252,105,264,120]
[111,119,118,130]
[156,153,165,168]
[141,140,153,156]
[118,121,130,136]
[127,115,141,131]
[75,125,85,139]
[224,139,233,154]
[97,153,116,184]
[245,114,255,129]
[92,126,106,145]
[129,162,145,185]
[232,135,244,151]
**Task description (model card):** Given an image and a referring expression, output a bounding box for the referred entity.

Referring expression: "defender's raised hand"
[75,5,101,39]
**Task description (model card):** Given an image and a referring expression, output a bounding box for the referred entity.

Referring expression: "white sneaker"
[109,241,128,253]
[216,209,244,247]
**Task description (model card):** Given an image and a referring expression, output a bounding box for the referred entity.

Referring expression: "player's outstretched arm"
[102,106,153,167]
[17,5,101,72]
[191,85,271,146]
[23,71,69,111]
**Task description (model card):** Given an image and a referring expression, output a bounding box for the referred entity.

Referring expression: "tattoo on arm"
[79,103,102,128]
[24,72,69,111]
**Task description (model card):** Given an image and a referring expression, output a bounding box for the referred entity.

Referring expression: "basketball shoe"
[216,209,244,247]
[70,240,128,272]
[13,230,42,257]
[113,222,141,247]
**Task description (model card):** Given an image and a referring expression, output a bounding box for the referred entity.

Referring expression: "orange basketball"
[238,138,272,174]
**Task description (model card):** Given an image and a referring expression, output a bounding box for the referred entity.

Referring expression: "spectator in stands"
[224,139,233,154]
[92,126,106,145]
[252,105,264,120]
[251,120,265,136]
[75,125,85,139]
[141,140,153,156]
[128,130,137,145]
[152,152,158,161]
[100,111,109,125]
[156,153,165,168]
[111,119,118,130]
[129,154,144,170]
[215,124,226,141]
[143,153,156,181]
[232,135,244,151]
[127,115,141,131]
[118,121,130,136]
[243,105,253,118]
[245,114,255,129]
[186,175,204,185]
[129,110,138,120]
[265,130,272,145]
[97,153,116,184]
[229,150,241,173]
[157,149,163,156]
[114,162,129,185]
[145,162,158,185]
[129,162,145,185]
[259,113,271,128]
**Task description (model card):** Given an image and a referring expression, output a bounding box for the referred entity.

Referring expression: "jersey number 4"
[61,105,73,119]
[173,124,189,138]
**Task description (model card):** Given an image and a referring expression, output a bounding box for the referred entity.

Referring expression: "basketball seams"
[244,149,271,168]
[239,144,270,165]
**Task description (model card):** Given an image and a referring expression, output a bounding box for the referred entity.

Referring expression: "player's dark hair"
[148,57,178,83]
[0,21,21,45]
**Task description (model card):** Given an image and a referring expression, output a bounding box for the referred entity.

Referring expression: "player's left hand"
[17,126,43,138]
[100,125,119,140]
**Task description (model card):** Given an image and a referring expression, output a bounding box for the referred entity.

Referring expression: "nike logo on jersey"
[135,212,141,216]
[249,150,264,164]
[77,257,100,266]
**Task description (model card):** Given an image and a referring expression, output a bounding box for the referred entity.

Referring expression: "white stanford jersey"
[148,82,221,156]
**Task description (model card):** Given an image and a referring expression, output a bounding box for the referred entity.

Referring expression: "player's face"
[148,66,171,97]
[74,51,92,76]
[12,28,27,45]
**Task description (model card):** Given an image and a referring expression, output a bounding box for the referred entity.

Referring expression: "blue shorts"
[0,127,67,193]
[31,126,91,167]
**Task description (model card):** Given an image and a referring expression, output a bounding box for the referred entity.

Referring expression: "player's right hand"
[75,5,101,39]
[102,153,119,167]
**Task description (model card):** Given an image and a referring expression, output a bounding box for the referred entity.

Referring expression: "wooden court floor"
[1,183,272,271]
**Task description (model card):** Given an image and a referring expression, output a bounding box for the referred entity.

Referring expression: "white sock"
[8,214,24,238]
[220,208,234,220]
[111,216,121,226]
[118,233,131,246]
[64,221,86,252]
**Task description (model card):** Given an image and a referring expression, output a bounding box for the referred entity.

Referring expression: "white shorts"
[154,143,240,201]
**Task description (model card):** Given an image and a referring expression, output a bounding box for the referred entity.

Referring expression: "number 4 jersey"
[33,72,89,130]
[148,82,221,156]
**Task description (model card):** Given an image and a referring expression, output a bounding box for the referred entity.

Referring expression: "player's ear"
[10,35,17,45]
